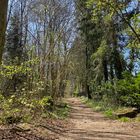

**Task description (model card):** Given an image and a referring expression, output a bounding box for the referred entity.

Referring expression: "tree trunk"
[0,0,9,62]
[86,84,92,99]
[110,63,114,80]
[85,45,92,99]
[103,58,108,82]
[112,25,124,79]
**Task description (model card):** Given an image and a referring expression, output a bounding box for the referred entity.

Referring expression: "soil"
[1,98,140,140]
[58,98,140,140]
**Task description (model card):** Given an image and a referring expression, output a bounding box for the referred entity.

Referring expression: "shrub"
[90,72,140,108]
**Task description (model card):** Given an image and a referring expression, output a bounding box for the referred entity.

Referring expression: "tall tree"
[0,0,9,63]
[6,12,24,64]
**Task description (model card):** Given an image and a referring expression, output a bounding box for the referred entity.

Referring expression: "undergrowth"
[80,96,117,119]
[43,102,70,119]
[0,93,70,124]
[80,96,140,122]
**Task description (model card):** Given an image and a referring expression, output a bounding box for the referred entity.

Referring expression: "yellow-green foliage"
[119,117,130,122]
[39,96,53,111]
[0,92,54,124]
[0,58,39,79]
[0,58,55,124]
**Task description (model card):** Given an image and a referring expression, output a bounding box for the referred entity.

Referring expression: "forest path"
[58,98,140,140]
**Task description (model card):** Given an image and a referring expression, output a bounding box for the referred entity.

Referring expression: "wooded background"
[0,0,140,123]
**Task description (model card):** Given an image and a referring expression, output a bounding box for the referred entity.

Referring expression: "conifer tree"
[6,13,23,64]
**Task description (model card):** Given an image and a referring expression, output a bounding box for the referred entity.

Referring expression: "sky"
[125,0,139,13]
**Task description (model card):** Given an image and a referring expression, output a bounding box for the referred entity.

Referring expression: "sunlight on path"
[58,98,140,140]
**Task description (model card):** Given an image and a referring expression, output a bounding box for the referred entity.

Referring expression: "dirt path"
[1,98,140,140]
[58,98,140,140]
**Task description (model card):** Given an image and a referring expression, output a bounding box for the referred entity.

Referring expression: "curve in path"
[58,98,140,140]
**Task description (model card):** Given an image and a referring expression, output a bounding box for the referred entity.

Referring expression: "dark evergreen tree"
[2,12,27,96]
[6,12,24,64]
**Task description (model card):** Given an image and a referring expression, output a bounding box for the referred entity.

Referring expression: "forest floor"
[1,98,140,140]
[57,98,140,140]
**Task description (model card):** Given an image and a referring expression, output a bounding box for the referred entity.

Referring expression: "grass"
[55,103,70,119]
[104,109,114,119]
[80,97,100,111]
[80,96,139,121]
[118,117,131,122]
[134,114,140,122]
[45,102,70,119]
[80,96,116,119]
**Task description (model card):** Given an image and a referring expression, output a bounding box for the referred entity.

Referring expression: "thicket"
[0,61,70,124]
[90,72,140,108]
[0,60,54,124]
[73,0,140,109]
[0,0,73,124]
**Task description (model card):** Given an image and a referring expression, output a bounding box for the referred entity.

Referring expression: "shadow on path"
[58,98,140,140]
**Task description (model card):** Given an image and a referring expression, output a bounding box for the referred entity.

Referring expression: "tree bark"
[0,0,9,63]
[85,45,92,99]
[103,58,108,82]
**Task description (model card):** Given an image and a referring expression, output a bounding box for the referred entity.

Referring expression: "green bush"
[39,96,53,111]
[0,93,54,124]
[90,72,140,108]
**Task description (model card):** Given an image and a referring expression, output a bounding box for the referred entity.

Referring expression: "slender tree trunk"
[0,0,9,63]
[85,46,92,99]
[110,63,114,80]
[129,48,135,73]
[102,58,108,82]
[112,25,124,79]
